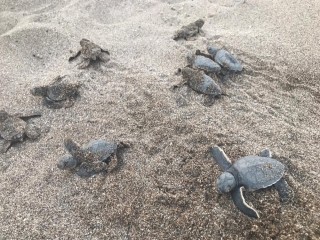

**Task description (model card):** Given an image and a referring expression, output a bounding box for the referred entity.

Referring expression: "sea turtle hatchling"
[181,67,222,97]
[31,75,81,109]
[210,146,292,218]
[207,46,243,72]
[57,138,121,178]
[0,110,41,153]
[187,53,221,73]
[69,39,110,69]
[173,19,205,40]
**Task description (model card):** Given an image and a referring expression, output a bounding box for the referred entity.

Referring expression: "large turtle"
[31,75,81,109]
[210,146,291,218]
[0,110,41,153]
[69,39,110,69]
[57,138,124,178]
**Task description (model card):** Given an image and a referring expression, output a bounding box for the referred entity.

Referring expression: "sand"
[0,0,319,239]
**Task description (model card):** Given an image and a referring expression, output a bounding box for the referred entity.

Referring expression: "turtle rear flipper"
[231,187,259,219]
[274,178,293,203]
[210,146,232,171]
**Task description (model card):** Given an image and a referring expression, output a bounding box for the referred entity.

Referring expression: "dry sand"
[0,0,320,239]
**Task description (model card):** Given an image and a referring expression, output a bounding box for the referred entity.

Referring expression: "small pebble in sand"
[207,46,243,72]
[31,75,81,109]
[211,146,293,219]
[0,110,41,153]
[173,19,205,40]
[69,38,110,69]
[57,138,121,178]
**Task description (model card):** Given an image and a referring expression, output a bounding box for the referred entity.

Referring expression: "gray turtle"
[211,146,291,218]
[173,19,205,40]
[187,53,221,73]
[181,67,222,97]
[69,39,110,69]
[0,110,41,153]
[31,75,81,109]
[207,47,243,72]
[57,138,120,178]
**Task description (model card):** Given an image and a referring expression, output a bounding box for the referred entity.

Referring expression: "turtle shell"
[193,55,221,73]
[0,116,26,141]
[47,83,68,101]
[214,49,243,72]
[83,139,117,162]
[233,156,285,191]
[80,39,102,60]
[181,68,222,96]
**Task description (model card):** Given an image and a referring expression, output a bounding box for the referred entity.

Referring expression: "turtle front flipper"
[78,58,91,69]
[274,178,293,203]
[15,111,42,120]
[64,138,101,163]
[210,146,232,171]
[69,50,81,62]
[231,187,259,219]
[43,97,65,109]
[0,139,12,153]
[64,138,86,162]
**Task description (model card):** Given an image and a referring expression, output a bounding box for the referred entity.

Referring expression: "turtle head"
[80,38,90,47]
[195,19,205,28]
[30,86,48,97]
[217,172,236,193]
[207,46,219,57]
[0,110,9,122]
[57,155,79,170]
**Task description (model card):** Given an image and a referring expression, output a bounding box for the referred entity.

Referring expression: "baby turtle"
[187,53,221,73]
[57,138,120,178]
[31,75,81,109]
[173,19,205,40]
[211,146,291,218]
[207,46,243,72]
[181,67,222,96]
[69,39,110,69]
[0,110,41,153]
